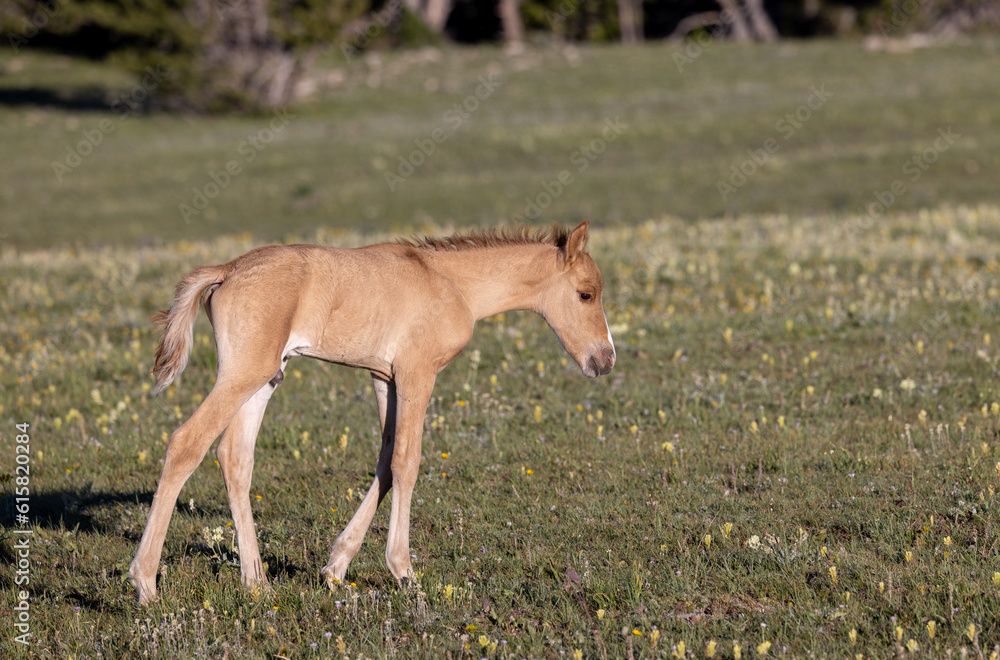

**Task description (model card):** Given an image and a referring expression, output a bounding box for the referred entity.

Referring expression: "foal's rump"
[152,245,311,394]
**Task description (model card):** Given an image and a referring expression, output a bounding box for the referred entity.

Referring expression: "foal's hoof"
[397,575,422,593]
[320,567,344,591]
[131,576,159,605]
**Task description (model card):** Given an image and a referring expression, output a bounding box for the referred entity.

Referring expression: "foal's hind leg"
[321,374,397,586]
[129,373,273,604]
[216,379,278,590]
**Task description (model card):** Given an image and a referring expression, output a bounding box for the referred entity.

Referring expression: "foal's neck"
[425,244,555,320]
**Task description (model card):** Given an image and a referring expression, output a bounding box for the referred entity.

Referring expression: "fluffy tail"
[151,265,227,395]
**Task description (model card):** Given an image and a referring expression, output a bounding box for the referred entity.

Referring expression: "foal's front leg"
[384,372,436,583]
[321,375,397,586]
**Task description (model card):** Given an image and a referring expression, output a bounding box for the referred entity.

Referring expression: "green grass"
[3,38,1000,658]
[1,39,1000,249]
[3,204,1000,657]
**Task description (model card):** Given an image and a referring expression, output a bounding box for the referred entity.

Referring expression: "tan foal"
[129,221,616,604]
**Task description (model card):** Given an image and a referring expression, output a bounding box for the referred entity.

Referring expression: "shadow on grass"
[0,86,112,111]
[1,488,153,535]
[0,486,310,608]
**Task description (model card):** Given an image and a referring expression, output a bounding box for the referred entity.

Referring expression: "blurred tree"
[403,0,452,31]
[3,0,996,80]
[520,0,621,41]
[618,0,643,42]
[745,0,777,39]
[500,0,525,44]
[1,0,364,112]
[865,0,1000,35]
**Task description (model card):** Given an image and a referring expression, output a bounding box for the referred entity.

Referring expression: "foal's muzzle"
[583,343,616,378]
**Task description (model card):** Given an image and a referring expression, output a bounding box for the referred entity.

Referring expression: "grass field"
[3,38,1000,659]
[3,202,1000,657]
[1,38,999,249]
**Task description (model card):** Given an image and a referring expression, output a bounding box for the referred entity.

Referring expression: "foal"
[129,221,615,604]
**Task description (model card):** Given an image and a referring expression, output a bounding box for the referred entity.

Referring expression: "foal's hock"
[129,221,616,604]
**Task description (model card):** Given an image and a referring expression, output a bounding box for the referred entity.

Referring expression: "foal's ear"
[561,221,589,269]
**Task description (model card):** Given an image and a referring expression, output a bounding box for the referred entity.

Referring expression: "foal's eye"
[579,292,593,302]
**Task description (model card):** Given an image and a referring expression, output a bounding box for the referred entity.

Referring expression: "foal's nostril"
[585,344,616,377]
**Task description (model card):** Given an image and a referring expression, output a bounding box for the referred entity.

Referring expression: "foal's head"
[541,221,616,378]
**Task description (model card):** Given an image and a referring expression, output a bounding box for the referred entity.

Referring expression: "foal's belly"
[283,308,400,382]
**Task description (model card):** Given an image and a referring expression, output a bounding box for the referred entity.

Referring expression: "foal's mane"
[401,224,570,252]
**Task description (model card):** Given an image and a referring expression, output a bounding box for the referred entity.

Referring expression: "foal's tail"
[151,265,227,395]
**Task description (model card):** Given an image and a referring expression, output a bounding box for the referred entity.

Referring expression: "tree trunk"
[424,0,452,33]
[744,0,778,41]
[186,0,308,110]
[618,0,643,43]
[716,0,752,42]
[500,0,525,45]
[403,0,452,33]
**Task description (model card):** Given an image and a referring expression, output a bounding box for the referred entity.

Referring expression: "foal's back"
[208,243,472,377]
